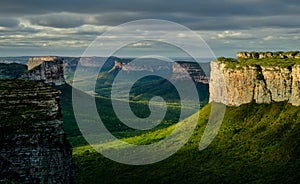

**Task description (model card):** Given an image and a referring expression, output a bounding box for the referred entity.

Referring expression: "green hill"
[73,101,300,183]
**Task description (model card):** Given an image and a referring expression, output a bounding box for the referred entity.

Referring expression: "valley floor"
[71,102,300,184]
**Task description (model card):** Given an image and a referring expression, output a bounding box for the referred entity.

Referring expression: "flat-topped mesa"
[172,61,209,84]
[27,56,59,70]
[210,52,300,106]
[237,51,300,59]
[112,60,156,72]
[20,56,65,85]
[110,60,209,83]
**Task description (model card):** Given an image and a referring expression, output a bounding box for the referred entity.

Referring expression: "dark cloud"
[0,0,299,56]
[19,12,300,31]
[28,13,87,28]
[186,15,300,30]
[0,18,19,28]
[255,16,300,28]
[1,0,300,17]
[0,0,299,30]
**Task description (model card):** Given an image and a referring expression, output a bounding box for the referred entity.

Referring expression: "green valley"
[72,102,300,183]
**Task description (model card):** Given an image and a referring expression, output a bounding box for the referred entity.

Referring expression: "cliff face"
[0,79,74,183]
[209,59,300,106]
[111,59,171,73]
[110,60,209,84]
[291,65,300,105]
[172,61,209,84]
[27,56,59,70]
[20,57,65,85]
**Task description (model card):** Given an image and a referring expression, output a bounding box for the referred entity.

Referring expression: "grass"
[216,56,300,69]
[59,60,299,183]
[55,84,187,147]
[72,101,300,183]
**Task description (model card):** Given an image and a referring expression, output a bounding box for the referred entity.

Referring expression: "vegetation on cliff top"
[216,55,300,69]
[73,101,300,183]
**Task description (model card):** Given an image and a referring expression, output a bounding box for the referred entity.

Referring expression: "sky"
[0,0,299,57]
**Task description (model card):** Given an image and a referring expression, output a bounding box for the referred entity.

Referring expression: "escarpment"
[0,79,74,183]
[110,59,209,84]
[20,56,65,85]
[172,61,209,84]
[27,56,59,70]
[210,52,300,106]
[111,59,170,72]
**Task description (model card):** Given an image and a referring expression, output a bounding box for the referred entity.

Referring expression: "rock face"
[110,60,209,84]
[209,60,300,106]
[111,59,170,73]
[20,56,65,85]
[0,79,74,183]
[291,65,300,105]
[172,61,209,84]
[27,56,59,70]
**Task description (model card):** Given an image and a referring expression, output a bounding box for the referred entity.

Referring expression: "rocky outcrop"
[109,60,209,84]
[237,51,300,59]
[0,79,74,183]
[172,61,209,84]
[113,60,124,70]
[209,59,300,106]
[20,57,65,85]
[111,60,168,72]
[27,56,59,70]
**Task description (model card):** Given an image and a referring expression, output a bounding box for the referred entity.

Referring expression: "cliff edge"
[20,56,65,85]
[209,52,300,106]
[0,79,74,183]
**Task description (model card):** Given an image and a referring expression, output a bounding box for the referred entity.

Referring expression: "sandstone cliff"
[0,79,74,183]
[210,52,300,106]
[110,59,170,73]
[27,56,59,70]
[20,56,65,85]
[109,59,209,84]
[172,61,209,84]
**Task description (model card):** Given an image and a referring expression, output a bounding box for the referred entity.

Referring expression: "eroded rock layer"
[0,79,74,184]
[210,58,300,106]
[20,56,65,85]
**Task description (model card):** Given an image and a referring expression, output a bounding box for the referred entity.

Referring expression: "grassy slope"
[55,84,182,147]
[73,102,300,184]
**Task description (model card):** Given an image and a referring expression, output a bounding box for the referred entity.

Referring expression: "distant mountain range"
[0,56,211,103]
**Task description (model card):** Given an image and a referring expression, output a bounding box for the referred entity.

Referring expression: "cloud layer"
[0,0,299,57]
